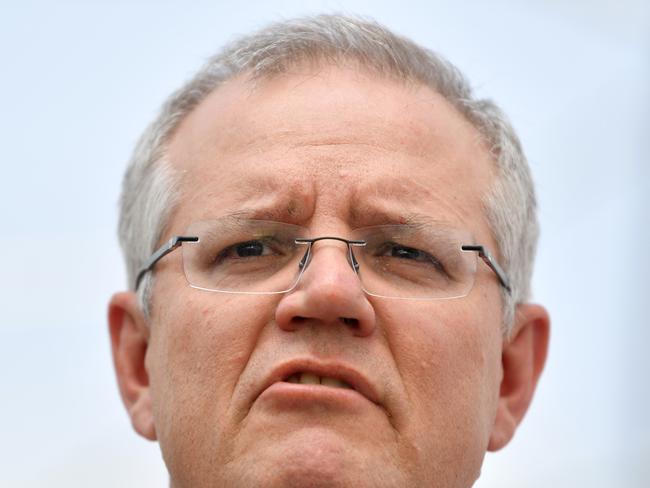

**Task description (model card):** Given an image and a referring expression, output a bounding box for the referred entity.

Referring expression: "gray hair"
[118,14,538,333]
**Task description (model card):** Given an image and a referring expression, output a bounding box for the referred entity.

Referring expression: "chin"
[219,427,406,488]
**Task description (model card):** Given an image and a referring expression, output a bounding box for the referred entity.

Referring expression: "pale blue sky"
[1,1,648,486]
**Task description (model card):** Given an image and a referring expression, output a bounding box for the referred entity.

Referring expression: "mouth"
[283,372,354,390]
[259,359,381,406]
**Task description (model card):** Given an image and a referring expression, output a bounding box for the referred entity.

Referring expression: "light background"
[1,1,648,486]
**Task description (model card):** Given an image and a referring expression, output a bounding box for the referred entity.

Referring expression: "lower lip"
[256,382,377,414]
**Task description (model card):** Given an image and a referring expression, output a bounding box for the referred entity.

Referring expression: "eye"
[376,242,446,272]
[387,244,427,261]
[378,242,430,261]
[219,240,272,259]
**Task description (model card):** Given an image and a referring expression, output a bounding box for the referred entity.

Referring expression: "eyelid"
[361,236,453,278]
[379,241,443,264]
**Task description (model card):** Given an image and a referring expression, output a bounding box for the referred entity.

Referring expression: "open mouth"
[283,372,354,390]
[260,360,380,406]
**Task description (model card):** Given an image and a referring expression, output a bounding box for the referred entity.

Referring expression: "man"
[109,14,549,487]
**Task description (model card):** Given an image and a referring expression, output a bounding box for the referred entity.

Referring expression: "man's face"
[145,66,506,487]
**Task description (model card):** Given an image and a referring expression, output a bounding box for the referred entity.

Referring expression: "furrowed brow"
[349,204,454,229]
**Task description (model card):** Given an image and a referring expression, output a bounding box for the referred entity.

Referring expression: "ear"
[108,291,157,441]
[488,303,550,451]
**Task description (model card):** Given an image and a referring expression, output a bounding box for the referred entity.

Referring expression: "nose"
[275,241,377,337]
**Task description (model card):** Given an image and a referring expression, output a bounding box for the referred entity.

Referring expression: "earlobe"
[108,292,157,441]
[488,303,550,451]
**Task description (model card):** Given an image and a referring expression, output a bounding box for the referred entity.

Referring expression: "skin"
[109,65,550,487]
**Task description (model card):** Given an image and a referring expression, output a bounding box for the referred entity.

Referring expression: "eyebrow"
[348,185,456,228]
[200,174,460,230]
[212,194,458,231]
[350,206,456,229]
[220,207,295,222]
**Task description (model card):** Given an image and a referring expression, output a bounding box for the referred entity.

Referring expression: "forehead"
[166,65,495,236]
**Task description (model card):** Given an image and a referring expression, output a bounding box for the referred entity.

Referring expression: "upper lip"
[258,358,381,405]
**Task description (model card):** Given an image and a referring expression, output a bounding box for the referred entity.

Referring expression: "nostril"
[339,317,359,327]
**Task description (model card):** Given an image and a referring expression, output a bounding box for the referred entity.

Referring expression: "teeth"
[301,373,320,384]
[321,377,352,389]
[284,373,353,389]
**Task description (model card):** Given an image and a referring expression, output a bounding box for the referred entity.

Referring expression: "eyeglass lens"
[180,218,478,299]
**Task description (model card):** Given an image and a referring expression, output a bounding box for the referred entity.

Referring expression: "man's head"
[109,15,549,488]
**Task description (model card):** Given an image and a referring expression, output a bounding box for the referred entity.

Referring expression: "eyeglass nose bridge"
[295,236,367,274]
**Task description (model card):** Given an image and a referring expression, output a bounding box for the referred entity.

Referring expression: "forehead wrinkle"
[348,175,474,229]
[197,173,315,222]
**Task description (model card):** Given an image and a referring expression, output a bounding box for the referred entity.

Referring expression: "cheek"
[380,298,502,461]
[386,299,497,385]
[146,291,275,469]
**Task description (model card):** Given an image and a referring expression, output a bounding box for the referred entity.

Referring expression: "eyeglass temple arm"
[461,245,512,293]
[134,236,199,291]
